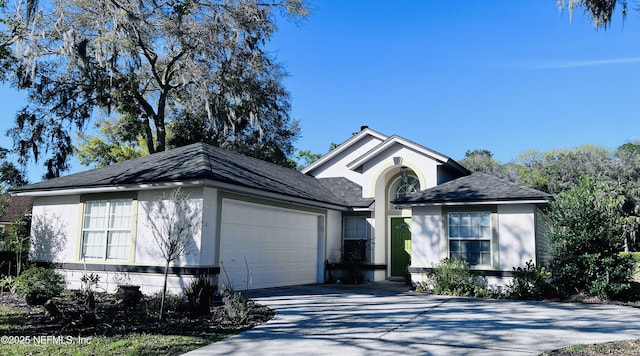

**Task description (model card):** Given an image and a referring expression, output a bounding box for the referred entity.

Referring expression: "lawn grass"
[564,339,640,353]
[0,303,25,331]
[0,303,230,355]
[541,339,640,355]
[0,334,229,356]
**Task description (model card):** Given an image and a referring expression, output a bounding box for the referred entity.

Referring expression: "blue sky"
[1,1,639,182]
[270,2,640,158]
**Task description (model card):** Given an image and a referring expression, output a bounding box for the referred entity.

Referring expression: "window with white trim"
[448,212,491,266]
[343,216,369,260]
[82,199,132,260]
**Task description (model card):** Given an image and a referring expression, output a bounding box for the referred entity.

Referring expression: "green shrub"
[506,260,551,300]
[423,258,490,297]
[0,275,15,294]
[146,291,185,316]
[13,266,65,305]
[340,248,366,284]
[548,178,635,299]
[585,254,634,298]
[620,252,640,264]
[183,275,217,316]
[221,290,251,322]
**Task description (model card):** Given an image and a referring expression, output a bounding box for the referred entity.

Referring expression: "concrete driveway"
[184,281,640,355]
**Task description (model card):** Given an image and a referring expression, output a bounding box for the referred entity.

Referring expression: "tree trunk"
[143,117,156,154]
[160,259,170,322]
[154,89,168,153]
[16,248,21,276]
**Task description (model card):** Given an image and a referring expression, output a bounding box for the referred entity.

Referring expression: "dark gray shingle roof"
[394,172,550,205]
[0,196,33,223]
[11,143,349,207]
[318,177,374,208]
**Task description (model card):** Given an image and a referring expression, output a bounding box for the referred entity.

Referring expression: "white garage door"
[220,199,321,290]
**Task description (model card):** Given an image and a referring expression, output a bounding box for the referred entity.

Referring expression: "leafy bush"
[0,275,15,294]
[183,275,217,316]
[506,260,551,300]
[585,254,635,298]
[420,258,490,297]
[146,291,185,316]
[221,290,251,322]
[621,252,640,264]
[13,266,65,305]
[340,249,366,284]
[548,178,635,299]
[115,285,143,308]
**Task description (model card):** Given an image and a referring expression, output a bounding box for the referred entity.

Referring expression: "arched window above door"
[394,175,420,199]
[390,170,420,200]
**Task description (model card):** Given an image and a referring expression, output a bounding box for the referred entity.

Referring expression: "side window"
[448,212,491,266]
[81,199,133,260]
[343,216,369,261]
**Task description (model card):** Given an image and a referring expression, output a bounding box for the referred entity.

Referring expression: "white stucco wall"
[135,187,204,267]
[311,138,448,203]
[57,269,207,295]
[361,143,441,197]
[497,204,537,270]
[325,209,343,263]
[30,195,81,262]
[309,134,384,185]
[410,206,443,268]
[199,187,218,266]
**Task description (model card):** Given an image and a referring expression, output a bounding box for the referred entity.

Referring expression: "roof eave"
[394,198,550,208]
[346,136,460,171]
[13,179,351,212]
[445,158,471,175]
[9,180,205,197]
[301,128,388,174]
[206,179,351,211]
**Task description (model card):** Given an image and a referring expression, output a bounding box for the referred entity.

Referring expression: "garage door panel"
[220,200,320,290]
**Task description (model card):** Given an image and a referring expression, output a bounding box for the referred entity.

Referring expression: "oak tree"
[76,116,148,168]
[7,0,308,177]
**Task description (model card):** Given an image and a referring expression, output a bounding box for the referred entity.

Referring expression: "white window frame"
[81,199,133,261]
[447,212,492,266]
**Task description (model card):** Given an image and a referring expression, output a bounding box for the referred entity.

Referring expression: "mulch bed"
[0,291,274,337]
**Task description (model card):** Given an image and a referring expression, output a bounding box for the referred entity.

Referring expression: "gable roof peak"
[301,126,388,174]
[346,135,468,175]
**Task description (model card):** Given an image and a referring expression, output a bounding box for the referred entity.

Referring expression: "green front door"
[391,217,412,277]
